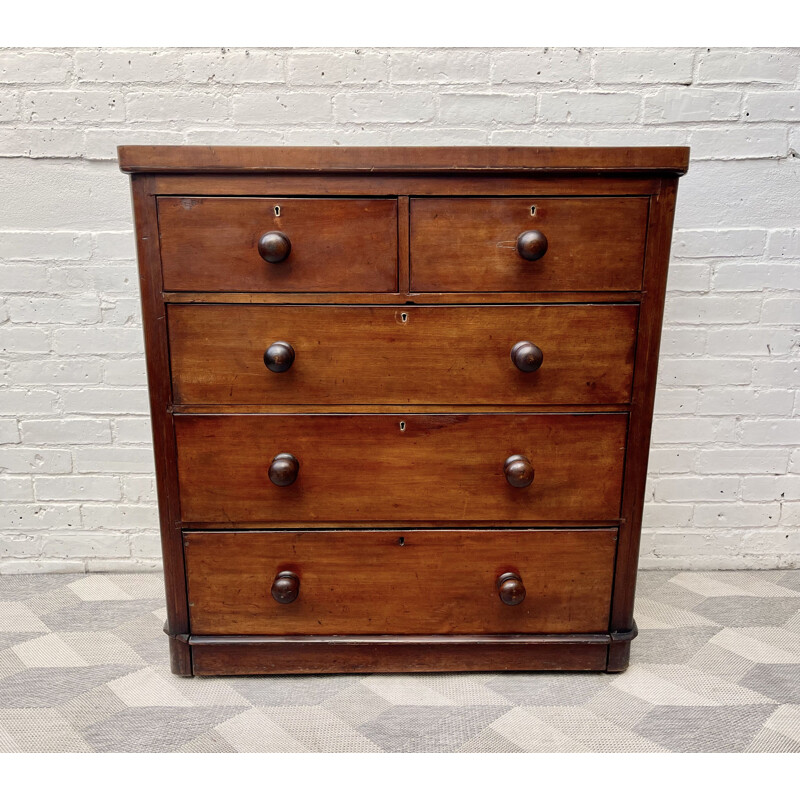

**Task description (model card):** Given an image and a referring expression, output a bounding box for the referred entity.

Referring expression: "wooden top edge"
[118,145,690,175]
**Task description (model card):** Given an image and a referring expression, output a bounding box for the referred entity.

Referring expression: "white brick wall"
[0,47,798,572]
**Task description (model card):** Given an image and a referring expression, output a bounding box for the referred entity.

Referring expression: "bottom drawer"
[184,529,616,635]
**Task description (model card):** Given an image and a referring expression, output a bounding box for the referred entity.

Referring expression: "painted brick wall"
[0,47,798,573]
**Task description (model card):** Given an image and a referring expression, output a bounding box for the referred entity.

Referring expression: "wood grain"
[410,197,649,292]
[158,197,397,292]
[184,528,617,635]
[174,413,628,523]
[167,304,638,406]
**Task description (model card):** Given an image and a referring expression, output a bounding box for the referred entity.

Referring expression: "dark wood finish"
[497,572,526,606]
[184,529,616,635]
[263,341,295,373]
[167,304,638,406]
[174,413,628,524]
[410,197,649,293]
[504,454,535,488]
[257,231,291,263]
[190,634,611,675]
[118,145,690,174]
[120,146,685,675]
[516,230,548,261]
[267,452,299,487]
[271,570,300,604]
[158,197,397,292]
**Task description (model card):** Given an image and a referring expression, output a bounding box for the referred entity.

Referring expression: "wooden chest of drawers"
[119,145,688,676]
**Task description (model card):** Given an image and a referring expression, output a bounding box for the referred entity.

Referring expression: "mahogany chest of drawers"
[119,145,688,676]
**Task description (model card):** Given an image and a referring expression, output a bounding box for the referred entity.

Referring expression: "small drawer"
[158,197,398,292]
[168,303,638,406]
[174,413,627,524]
[410,197,649,292]
[184,528,617,635]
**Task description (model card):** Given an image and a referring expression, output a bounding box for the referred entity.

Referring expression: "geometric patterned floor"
[1,570,798,752]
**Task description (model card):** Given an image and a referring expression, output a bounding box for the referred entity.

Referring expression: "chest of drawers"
[119,145,688,676]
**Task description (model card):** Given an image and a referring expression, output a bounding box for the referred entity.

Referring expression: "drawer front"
[410,197,649,292]
[175,413,627,523]
[158,197,398,292]
[169,304,638,406]
[185,528,617,635]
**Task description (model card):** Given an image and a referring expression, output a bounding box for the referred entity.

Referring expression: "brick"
[41,533,130,559]
[0,263,50,293]
[0,390,58,415]
[0,504,81,530]
[740,419,800,445]
[390,50,487,84]
[538,91,640,123]
[642,503,693,527]
[594,49,693,84]
[0,448,72,474]
[234,92,333,124]
[122,476,156,503]
[84,128,184,161]
[672,229,766,259]
[390,128,488,146]
[745,92,800,121]
[34,476,121,502]
[752,361,800,386]
[61,388,149,415]
[698,388,795,417]
[20,419,112,445]
[439,94,536,125]
[689,127,788,160]
[289,50,388,85]
[126,92,229,123]
[651,416,731,444]
[706,327,798,357]
[100,298,141,325]
[659,358,752,387]
[0,477,33,501]
[666,263,711,292]
[92,232,136,260]
[654,476,739,502]
[183,127,288,146]
[0,51,71,83]
[73,447,154,474]
[52,327,143,356]
[653,388,700,414]
[694,503,779,527]
[334,92,434,123]
[0,420,20,444]
[767,230,800,259]
[0,534,42,558]
[103,359,147,386]
[781,504,800,527]
[696,449,788,474]
[0,91,19,121]
[665,295,760,325]
[24,90,123,122]
[741,475,800,501]
[130,533,162,558]
[80,504,158,529]
[491,49,590,84]
[275,128,389,146]
[490,129,588,146]
[761,298,800,324]
[644,89,741,123]
[698,50,798,84]
[659,328,707,356]
[112,418,152,443]
[714,263,800,292]
[0,327,51,355]
[584,127,689,147]
[183,49,284,84]
[0,127,85,158]
[8,359,103,386]
[75,49,180,82]
[0,231,93,260]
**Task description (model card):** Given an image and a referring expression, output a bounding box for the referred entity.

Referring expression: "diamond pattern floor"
[0,570,798,752]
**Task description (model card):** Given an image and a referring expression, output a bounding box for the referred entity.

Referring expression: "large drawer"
[410,197,649,292]
[184,528,617,635]
[168,304,638,406]
[158,197,398,292]
[174,413,627,523]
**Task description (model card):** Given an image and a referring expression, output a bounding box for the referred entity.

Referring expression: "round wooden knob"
[504,454,534,488]
[258,231,291,263]
[264,341,295,373]
[511,341,544,373]
[271,571,299,604]
[268,453,299,487]
[497,572,526,606]
[516,230,548,261]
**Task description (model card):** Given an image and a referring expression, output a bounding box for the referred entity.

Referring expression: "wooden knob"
[504,455,534,488]
[511,341,544,373]
[258,231,291,263]
[497,572,526,606]
[268,453,299,486]
[271,571,300,604]
[516,230,548,261]
[264,341,295,373]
